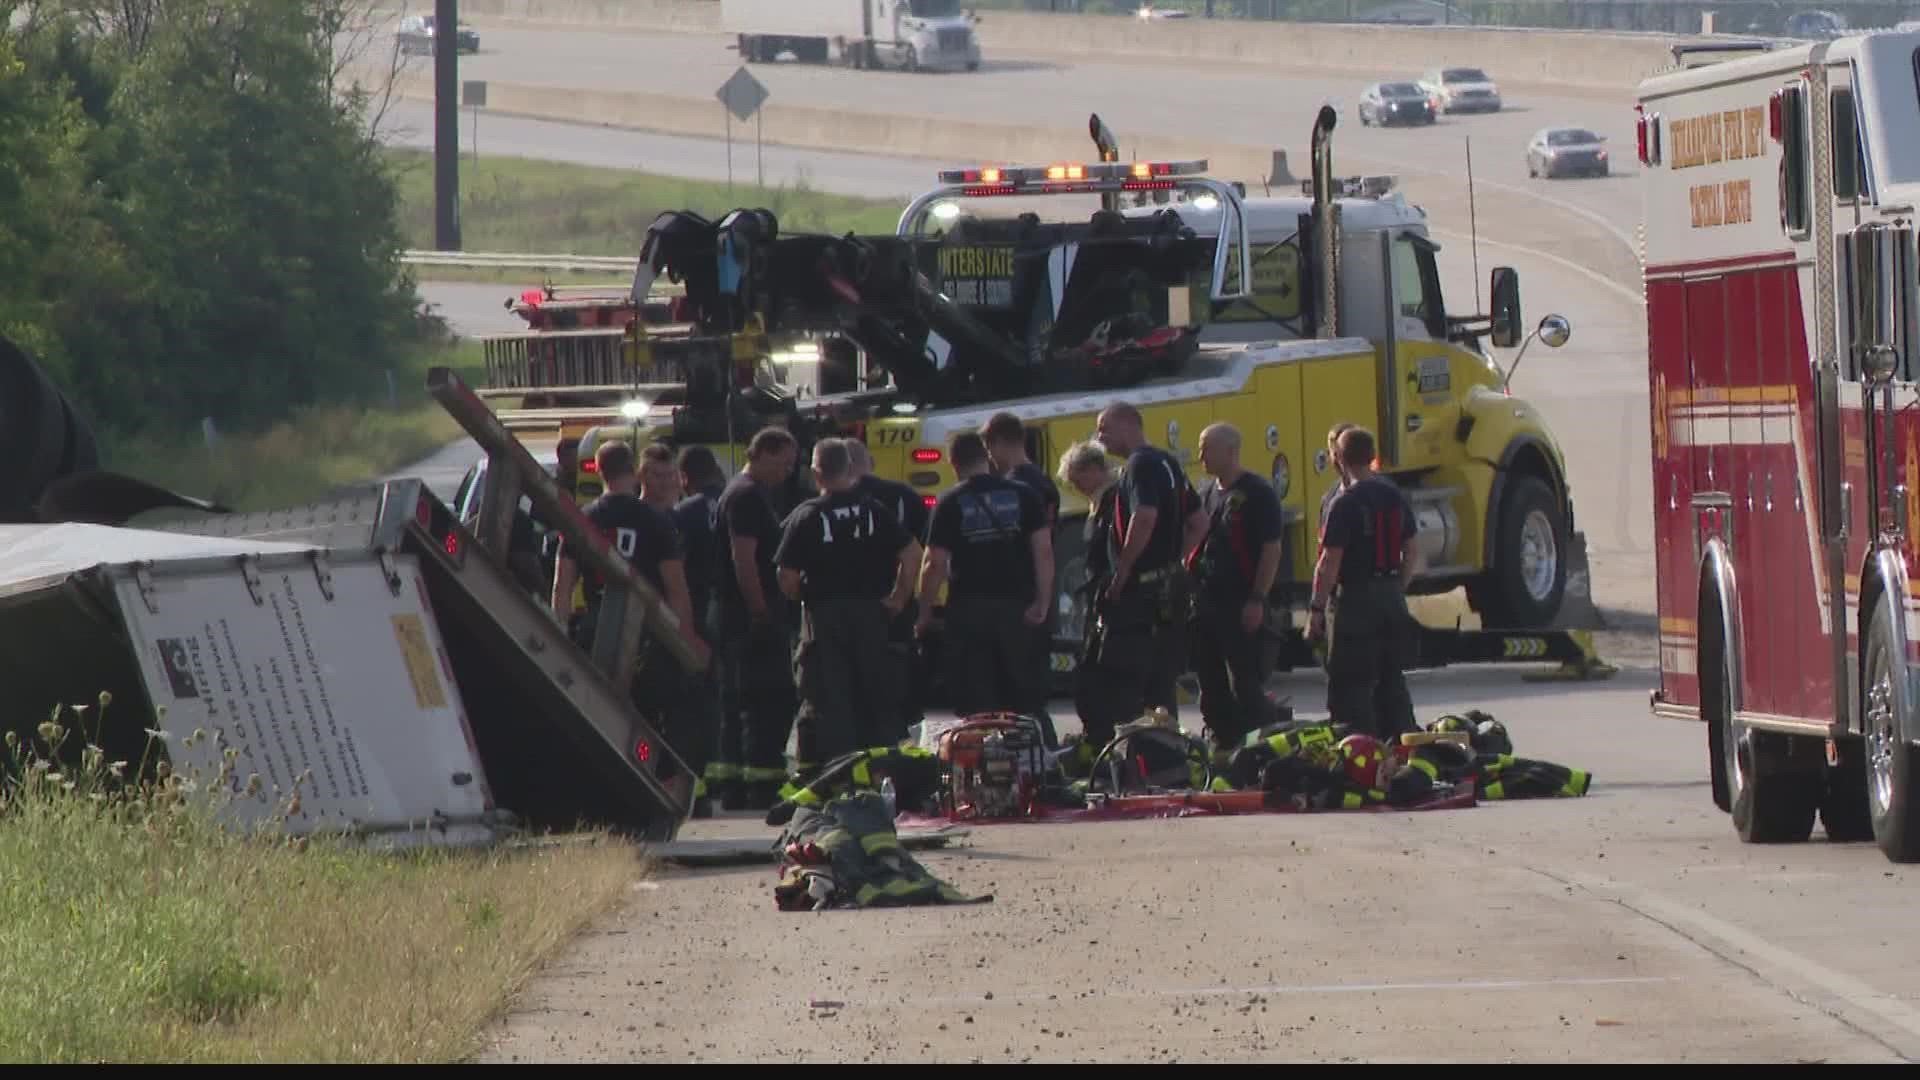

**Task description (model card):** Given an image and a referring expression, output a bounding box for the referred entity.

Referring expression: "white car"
[1418,66,1502,114]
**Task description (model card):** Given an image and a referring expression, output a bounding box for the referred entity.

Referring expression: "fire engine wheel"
[1718,681,1819,844]
[1862,597,1920,861]
[1476,475,1567,629]
[1820,735,1875,843]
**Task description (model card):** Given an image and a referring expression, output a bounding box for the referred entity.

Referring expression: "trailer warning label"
[1690,179,1754,228]
[937,244,1016,306]
[1669,106,1768,170]
[392,613,449,710]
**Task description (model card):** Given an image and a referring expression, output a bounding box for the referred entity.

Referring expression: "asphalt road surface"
[384,30,1920,1064]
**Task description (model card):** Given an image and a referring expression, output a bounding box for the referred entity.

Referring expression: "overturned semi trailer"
[0,523,501,848]
[0,477,702,846]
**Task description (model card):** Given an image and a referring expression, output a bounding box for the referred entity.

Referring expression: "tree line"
[0,0,423,438]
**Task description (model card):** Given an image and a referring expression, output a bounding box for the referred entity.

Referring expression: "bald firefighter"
[1187,422,1285,756]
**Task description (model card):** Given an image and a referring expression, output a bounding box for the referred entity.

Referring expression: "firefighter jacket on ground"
[1408,713,1590,799]
[773,792,992,911]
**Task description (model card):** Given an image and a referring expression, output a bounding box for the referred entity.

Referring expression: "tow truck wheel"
[1863,596,1920,861]
[1475,475,1567,629]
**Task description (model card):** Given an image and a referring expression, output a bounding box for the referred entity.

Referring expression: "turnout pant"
[1189,599,1275,752]
[632,640,705,792]
[1325,579,1417,741]
[722,607,801,797]
[1073,578,1189,752]
[794,598,899,775]
[885,600,925,745]
[942,597,1055,744]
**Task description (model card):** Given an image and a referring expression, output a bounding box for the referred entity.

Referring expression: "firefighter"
[1055,440,1124,765]
[774,438,921,782]
[914,431,1054,735]
[638,441,682,512]
[549,440,709,798]
[1310,427,1422,741]
[982,411,1061,525]
[847,439,932,742]
[982,411,1062,738]
[1092,403,1207,729]
[1317,420,1356,533]
[673,445,727,818]
[1187,422,1284,755]
[716,427,802,811]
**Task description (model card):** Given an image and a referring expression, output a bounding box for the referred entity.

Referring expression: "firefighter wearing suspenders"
[1082,404,1208,748]
[1187,422,1285,756]
[1310,427,1423,742]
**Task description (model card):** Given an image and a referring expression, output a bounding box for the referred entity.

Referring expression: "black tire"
[1862,596,1920,861]
[966,60,979,72]
[1713,628,1818,841]
[1821,735,1875,842]
[1475,473,1568,629]
[1703,616,1733,813]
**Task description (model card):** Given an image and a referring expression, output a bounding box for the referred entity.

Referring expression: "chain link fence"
[982,0,1917,35]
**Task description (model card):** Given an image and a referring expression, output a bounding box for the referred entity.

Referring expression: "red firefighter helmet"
[1338,734,1390,790]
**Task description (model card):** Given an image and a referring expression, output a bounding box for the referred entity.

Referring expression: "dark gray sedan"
[1526,126,1610,179]
[1357,82,1437,127]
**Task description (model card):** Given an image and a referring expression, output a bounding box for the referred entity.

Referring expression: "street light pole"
[434,0,461,250]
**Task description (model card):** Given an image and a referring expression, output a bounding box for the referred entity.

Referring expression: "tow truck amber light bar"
[936,159,1207,188]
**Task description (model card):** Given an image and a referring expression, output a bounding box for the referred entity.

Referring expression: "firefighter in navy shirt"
[1057,440,1124,756]
[1188,422,1285,755]
[672,444,727,817]
[982,411,1061,526]
[715,427,801,811]
[1093,403,1207,729]
[915,431,1055,738]
[775,438,920,776]
[1310,427,1423,741]
[847,439,932,742]
[549,440,708,795]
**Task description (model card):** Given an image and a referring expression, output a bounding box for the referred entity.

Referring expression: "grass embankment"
[0,706,642,1063]
[99,340,483,513]
[383,148,904,260]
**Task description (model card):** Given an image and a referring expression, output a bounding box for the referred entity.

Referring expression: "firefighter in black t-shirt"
[846,439,932,743]
[1187,422,1285,755]
[1092,403,1208,733]
[982,411,1063,733]
[774,438,921,778]
[715,427,802,811]
[1310,427,1423,741]
[916,431,1055,739]
[550,440,709,796]
[1057,440,1122,756]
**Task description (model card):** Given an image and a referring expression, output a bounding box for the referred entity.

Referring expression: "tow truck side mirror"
[1489,266,1522,348]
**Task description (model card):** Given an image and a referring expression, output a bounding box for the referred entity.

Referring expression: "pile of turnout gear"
[767,709,1591,834]
[773,791,994,911]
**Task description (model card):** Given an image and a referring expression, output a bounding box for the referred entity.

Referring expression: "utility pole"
[434,0,461,250]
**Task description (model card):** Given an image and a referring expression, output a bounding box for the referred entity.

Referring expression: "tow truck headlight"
[1270,453,1291,499]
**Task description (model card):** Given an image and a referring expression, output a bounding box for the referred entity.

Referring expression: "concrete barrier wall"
[450,0,1685,93]
[391,71,1282,184]
[455,0,721,32]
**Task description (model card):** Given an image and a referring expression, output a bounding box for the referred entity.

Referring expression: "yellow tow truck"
[473,108,1601,685]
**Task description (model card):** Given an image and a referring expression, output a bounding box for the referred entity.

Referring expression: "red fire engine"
[1639,32,1920,863]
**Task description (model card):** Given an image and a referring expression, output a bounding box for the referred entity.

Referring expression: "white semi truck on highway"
[722,0,982,72]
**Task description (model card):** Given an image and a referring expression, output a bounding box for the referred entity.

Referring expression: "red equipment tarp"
[896,785,1476,828]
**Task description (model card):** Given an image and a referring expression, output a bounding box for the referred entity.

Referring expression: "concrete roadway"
[384,36,1920,1064]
